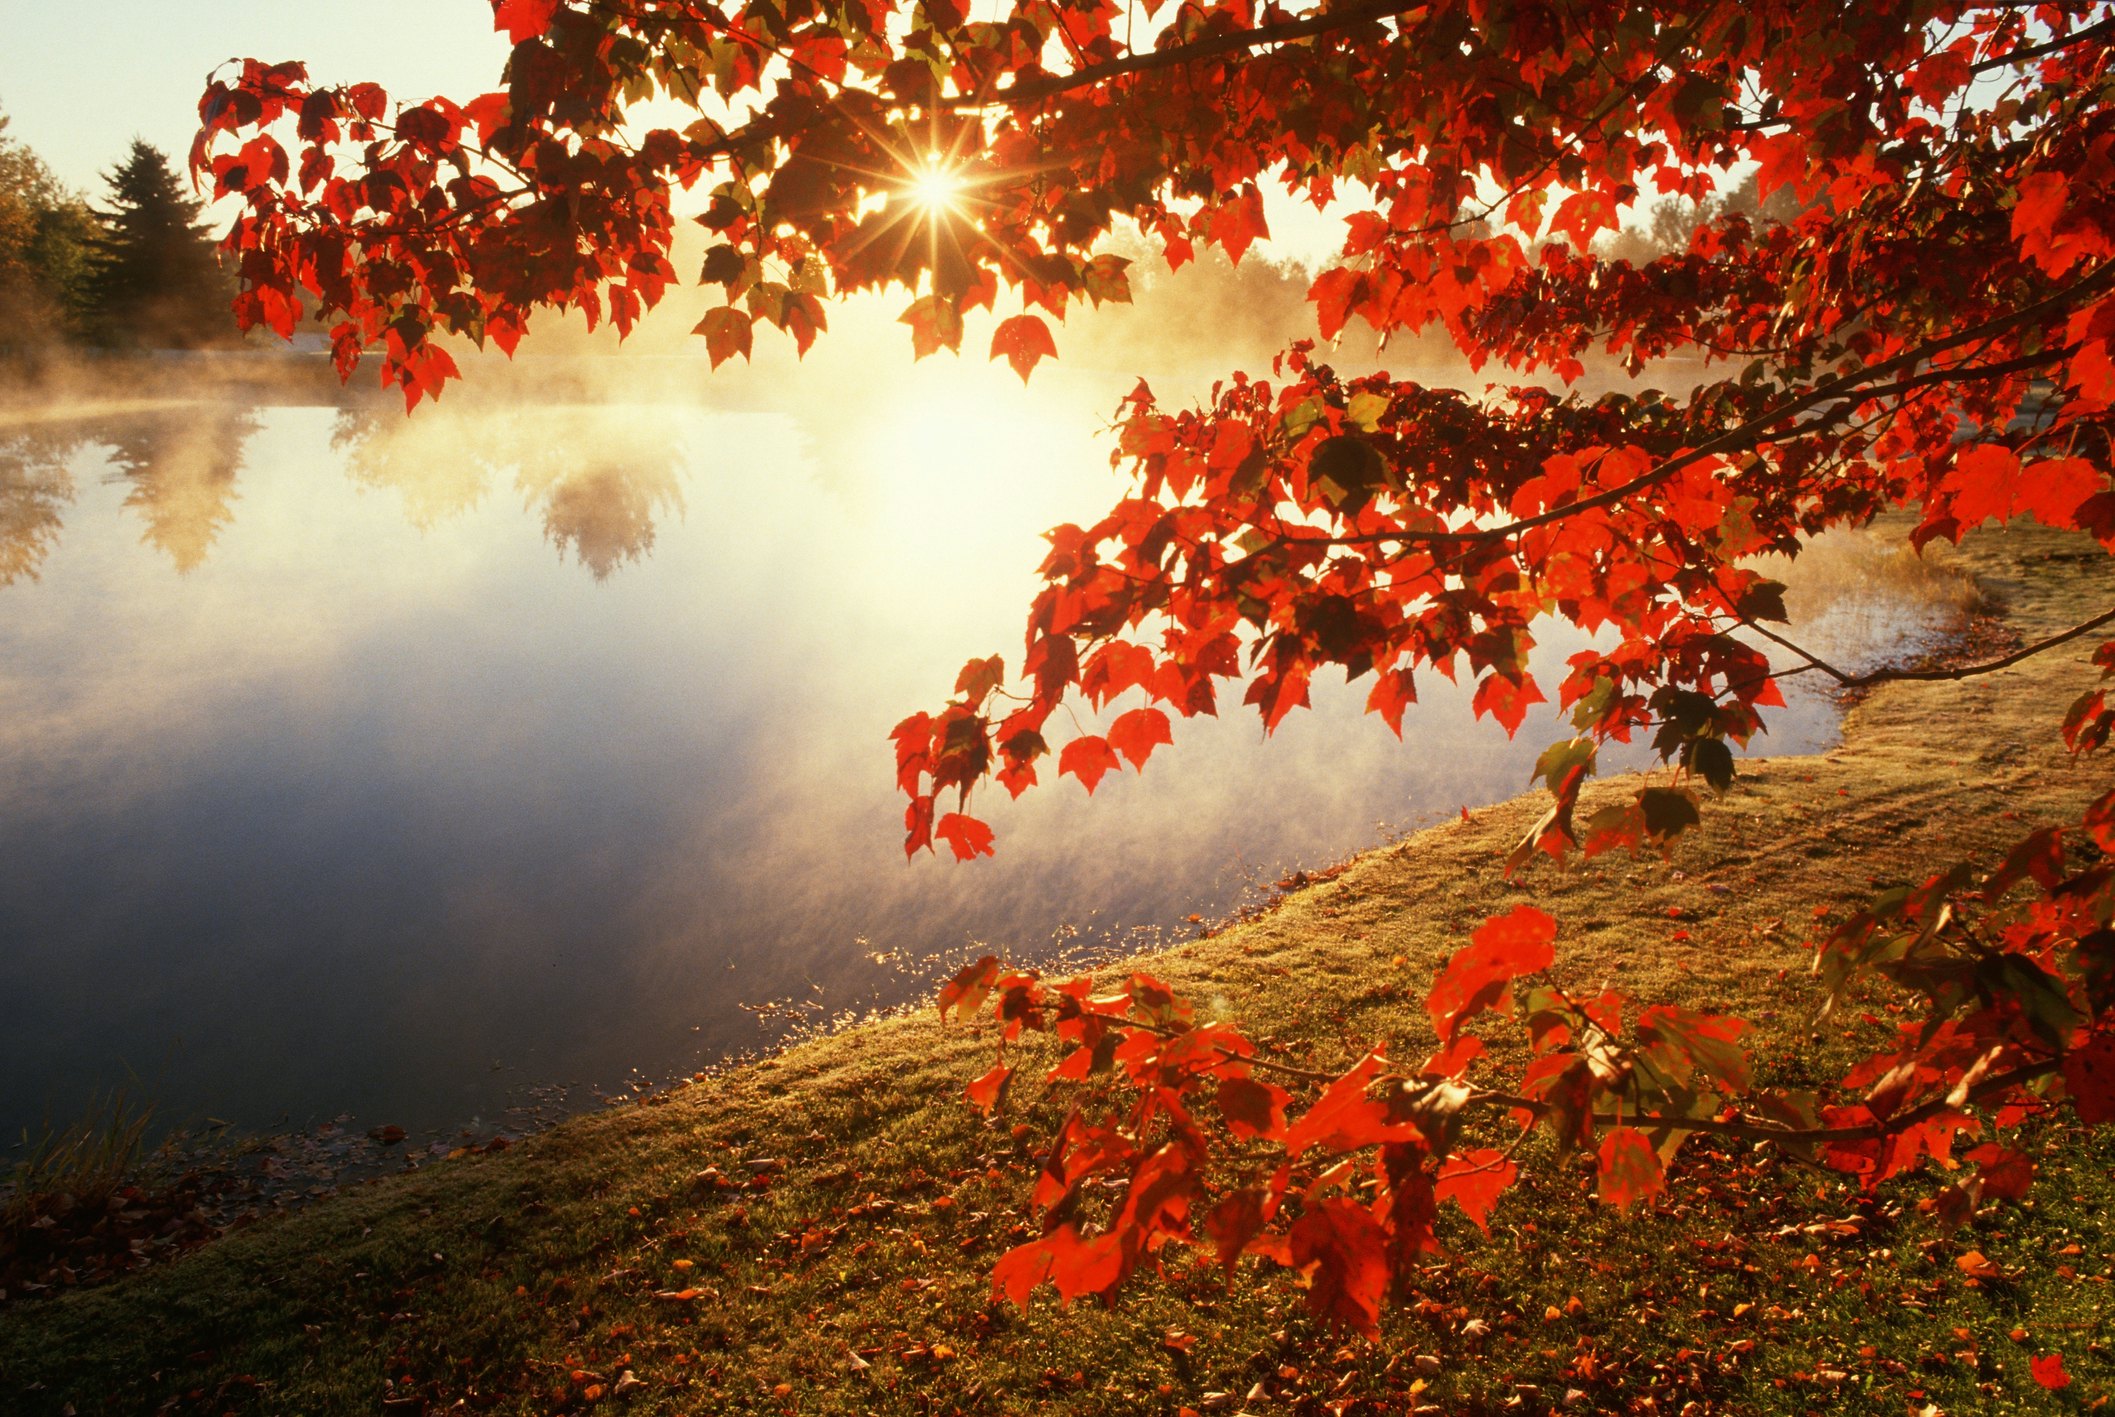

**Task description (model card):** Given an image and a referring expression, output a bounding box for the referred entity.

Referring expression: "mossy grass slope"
[3,523,2112,1414]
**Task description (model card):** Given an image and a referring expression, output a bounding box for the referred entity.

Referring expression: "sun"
[905,157,968,214]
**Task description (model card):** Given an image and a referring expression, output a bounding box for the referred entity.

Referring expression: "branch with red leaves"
[938,800,2115,1332]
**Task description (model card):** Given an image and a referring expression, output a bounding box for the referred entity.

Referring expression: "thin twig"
[1745,604,2115,691]
[1472,1058,2059,1146]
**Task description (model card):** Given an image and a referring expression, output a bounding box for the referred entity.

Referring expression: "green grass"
[2,521,2112,1414]
[2,1092,156,1232]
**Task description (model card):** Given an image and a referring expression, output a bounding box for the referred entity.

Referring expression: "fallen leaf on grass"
[2031,1352,2072,1390]
[1954,1250,2000,1280]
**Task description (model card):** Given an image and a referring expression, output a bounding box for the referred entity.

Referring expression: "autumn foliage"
[196,0,2115,1352]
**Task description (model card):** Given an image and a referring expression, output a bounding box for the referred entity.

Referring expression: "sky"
[0,1,508,195]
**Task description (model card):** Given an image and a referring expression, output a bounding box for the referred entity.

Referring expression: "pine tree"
[81,140,234,349]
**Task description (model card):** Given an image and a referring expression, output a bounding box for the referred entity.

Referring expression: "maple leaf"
[965,1062,1012,1113]
[694,307,752,369]
[1943,444,2019,528]
[990,314,1057,382]
[1283,1051,1423,1158]
[953,654,1005,703]
[1288,1199,1388,1336]
[2071,339,2115,407]
[1106,707,1173,770]
[1048,1227,1127,1303]
[1208,185,1269,265]
[2030,1352,2072,1391]
[2063,1030,2115,1124]
[1963,1143,2034,1200]
[1215,1074,1291,1140]
[1956,1249,2001,1280]
[1595,1127,1664,1211]
[900,294,965,359]
[2017,456,2103,529]
[2011,172,2075,274]
[1549,188,1619,252]
[1308,267,1368,340]
[1434,1149,1516,1234]
[1427,906,1557,1045]
[1365,667,1417,736]
[1472,670,1546,737]
[991,1237,1055,1307]
[1204,1187,1279,1270]
[493,0,561,42]
[1058,735,1121,793]
[902,794,935,858]
[938,955,1000,1021]
[934,812,995,861]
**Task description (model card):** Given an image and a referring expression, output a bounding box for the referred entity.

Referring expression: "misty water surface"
[0,350,1954,1144]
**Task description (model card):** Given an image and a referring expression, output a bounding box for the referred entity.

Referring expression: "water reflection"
[0,389,1961,1150]
[333,406,684,579]
[0,424,82,585]
[104,406,259,573]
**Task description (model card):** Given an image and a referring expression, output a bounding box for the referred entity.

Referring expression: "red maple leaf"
[2063,1030,2115,1124]
[1208,185,1269,264]
[1106,707,1173,770]
[991,1236,1055,1307]
[1963,1143,2035,1200]
[493,0,562,43]
[1283,1052,1423,1158]
[1596,1127,1665,1211]
[1943,444,2019,528]
[965,1062,1012,1113]
[2017,456,2103,529]
[1472,670,1546,737]
[938,955,999,1021]
[1215,1075,1291,1140]
[990,313,1057,382]
[1435,1148,1516,1234]
[1427,906,1557,1044]
[1288,1199,1389,1335]
[934,812,996,861]
[1058,735,1122,793]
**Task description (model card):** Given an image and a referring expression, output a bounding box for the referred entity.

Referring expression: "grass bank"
[2,522,2112,1415]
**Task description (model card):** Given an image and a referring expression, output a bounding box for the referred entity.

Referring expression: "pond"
[0,338,1959,1148]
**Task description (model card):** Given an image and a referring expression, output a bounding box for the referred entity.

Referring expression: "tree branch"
[1323,262,2115,550]
[1745,603,2115,691]
[1969,15,2115,75]
[1056,1016,2060,1149]
[1472,1058,2059,1146]
[939,0,1420,113]
[1841,604,2115,688]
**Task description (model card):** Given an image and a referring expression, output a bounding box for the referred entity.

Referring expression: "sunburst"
[904,156,969,215]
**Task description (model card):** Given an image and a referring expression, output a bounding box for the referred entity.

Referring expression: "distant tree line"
[0,114,237,354]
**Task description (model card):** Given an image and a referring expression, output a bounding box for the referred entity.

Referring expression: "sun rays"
[904,155,970,216]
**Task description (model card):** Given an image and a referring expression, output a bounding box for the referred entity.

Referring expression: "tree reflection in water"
[0,425,81,586]
[332,405,685,579]
[103,405,260,573]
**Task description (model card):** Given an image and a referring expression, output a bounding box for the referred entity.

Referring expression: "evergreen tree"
[81,140,235,349]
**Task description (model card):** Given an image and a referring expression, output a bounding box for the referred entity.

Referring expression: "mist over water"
[0,307,1965,1144]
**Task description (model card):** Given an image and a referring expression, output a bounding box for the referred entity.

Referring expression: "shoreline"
[3,522,2111,1412]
